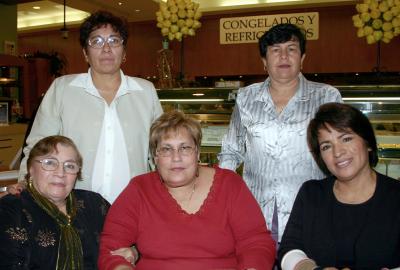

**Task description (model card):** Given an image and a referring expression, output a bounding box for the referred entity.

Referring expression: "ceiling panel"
[16,0,357,32]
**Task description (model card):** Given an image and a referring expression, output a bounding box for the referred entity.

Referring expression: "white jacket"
[19,70,163,192]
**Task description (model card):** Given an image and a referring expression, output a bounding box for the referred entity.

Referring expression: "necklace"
[188,181,196,202]
[158,172,197,203]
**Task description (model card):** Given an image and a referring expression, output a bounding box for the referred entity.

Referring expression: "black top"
[278,172,400,270]
[0,189,110,270]
[333,196,372,268]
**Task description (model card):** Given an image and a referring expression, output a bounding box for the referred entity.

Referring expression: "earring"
[195,165,200,177]
[27,177,33,188]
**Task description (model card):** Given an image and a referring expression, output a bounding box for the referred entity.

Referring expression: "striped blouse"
[218,73,342,241]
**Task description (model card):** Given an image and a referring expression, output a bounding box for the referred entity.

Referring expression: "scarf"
[27,180,83,270]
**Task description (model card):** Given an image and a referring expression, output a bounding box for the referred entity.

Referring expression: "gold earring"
[27,177,33,188]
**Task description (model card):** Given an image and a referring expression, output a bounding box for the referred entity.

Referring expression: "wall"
[0,4,17,55]
[18,5,400,80]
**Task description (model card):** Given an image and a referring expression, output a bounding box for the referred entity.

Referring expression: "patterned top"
[218,73,342,241]
[0,189,110,269]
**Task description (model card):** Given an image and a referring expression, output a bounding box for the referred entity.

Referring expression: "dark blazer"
[278,172,400,269]
[0,189,110,270]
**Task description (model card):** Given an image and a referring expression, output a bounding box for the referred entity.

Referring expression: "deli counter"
[157,85,400,180]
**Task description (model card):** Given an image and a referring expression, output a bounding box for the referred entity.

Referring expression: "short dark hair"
[149,110,202,160]
[258,23,306,58]
[26,135,83,180]
[307,103,378,175]
[79,10,129,50]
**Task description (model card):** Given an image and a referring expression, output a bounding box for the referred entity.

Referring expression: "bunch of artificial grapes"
[156,0,202,42]
[352,0,400,44]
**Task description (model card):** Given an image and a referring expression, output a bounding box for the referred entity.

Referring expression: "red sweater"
[98,166,275,270]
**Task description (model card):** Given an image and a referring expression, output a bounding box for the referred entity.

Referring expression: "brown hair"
[308,102,378,176]
[79,10,129,50]
[149,110,202,159]
[26,135,83,180]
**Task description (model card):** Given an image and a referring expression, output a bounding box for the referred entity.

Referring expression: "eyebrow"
[318,131,353,145]
[89,34,120,38]
[269,42,299,47]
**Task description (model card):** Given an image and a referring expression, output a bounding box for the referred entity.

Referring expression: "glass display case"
[157,85,400,180]
[0,54,28,122]
[340,85,400,180]
[157,87,235,166]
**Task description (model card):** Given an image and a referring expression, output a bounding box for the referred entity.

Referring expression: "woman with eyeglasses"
[98,110,276,270]
[15,10,162,204]
[0,135,111,269]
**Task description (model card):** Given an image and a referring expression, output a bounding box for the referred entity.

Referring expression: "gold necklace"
[159,172,197,203]
[188,181,196,202]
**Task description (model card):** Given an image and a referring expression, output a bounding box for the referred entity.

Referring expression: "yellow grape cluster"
[352,0,400,44]
[156,0,202,42]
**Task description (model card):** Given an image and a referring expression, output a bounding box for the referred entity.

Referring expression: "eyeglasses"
[156,145,196,157]
[35,158,80,174]
[87,35,124,49]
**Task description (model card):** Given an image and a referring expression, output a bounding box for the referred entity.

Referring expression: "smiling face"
[29,144,79,208]
[262,39,305,84]
[318,125,372,183]
[154,128,199,188]
[83,24,126,76]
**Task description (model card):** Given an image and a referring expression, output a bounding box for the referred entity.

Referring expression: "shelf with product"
[0,54,31,122]
[157,84,400,179]
[339,85,400,180]
[157,87,236,166]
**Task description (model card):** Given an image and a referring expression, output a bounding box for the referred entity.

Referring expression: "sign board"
[220,12,319,44]
[201,125,229,146]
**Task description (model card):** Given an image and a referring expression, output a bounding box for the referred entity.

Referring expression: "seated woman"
[278,103,400,270]
[98,110,276,270]
[0,136,111,269]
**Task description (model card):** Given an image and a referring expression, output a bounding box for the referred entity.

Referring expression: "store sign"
[220,12,319,44]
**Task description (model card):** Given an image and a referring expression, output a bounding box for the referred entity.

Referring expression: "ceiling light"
[135,9,141,12]
[60,0,68,39]
[32,6,40,10]
[118,2,122,5]
[160,99,224,102]
[343,97,400,101]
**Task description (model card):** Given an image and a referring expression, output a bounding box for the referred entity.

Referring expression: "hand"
[113,266,133,270]
[111,246,139,266]
[4,181,26,195]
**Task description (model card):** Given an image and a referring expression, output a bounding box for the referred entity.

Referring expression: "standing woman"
[18,11,162,203]
[218,23,342,242]
[279,103,400,269]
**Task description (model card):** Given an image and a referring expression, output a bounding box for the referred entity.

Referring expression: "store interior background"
[0,0,400,180]
[1,0,400,117]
